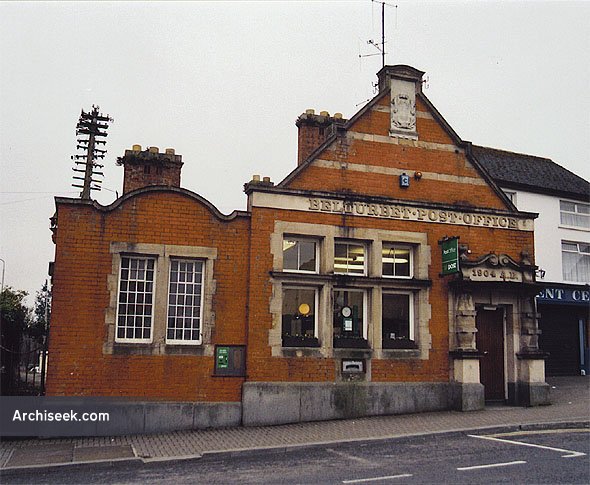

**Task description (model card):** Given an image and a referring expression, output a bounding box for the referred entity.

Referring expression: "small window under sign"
[214,345,246,377]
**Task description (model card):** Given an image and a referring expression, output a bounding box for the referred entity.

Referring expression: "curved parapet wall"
[54,185,249,222]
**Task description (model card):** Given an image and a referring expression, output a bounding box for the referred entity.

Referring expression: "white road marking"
[326,448,375,465]
[488,428,590,438]
[342,474,413,483]
[457,460,526,471]
[468,434,587,458]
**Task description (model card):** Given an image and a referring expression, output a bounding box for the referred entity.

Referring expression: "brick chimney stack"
[117,145,183,194]
[296,110,346,165]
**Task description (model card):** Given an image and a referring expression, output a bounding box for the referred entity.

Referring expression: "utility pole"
[40,279,50,395]
[0,258,5,296]
[0,258,5,330]
[72,106,111,199]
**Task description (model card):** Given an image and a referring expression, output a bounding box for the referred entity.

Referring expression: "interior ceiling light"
[382,258,409,264]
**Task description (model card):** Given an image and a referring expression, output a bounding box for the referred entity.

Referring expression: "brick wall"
[245,207,533,384]
[47,190,250,401]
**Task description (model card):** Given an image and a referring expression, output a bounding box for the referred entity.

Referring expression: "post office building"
[47,65,550,432]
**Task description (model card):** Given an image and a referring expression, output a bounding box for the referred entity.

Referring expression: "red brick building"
[47,65,548,432]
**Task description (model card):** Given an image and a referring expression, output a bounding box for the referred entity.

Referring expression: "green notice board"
[214,345,246,376]
[441,237,459,275]
[216,346,229,369]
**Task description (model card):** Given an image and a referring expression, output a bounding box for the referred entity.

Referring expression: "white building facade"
[474,146,589,376]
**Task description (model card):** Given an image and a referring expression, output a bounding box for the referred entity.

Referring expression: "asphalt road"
[3,427,589,484]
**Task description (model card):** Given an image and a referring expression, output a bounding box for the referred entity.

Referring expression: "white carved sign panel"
[306,198,533,232]
[463,267,523,282]
[250,192,535,232]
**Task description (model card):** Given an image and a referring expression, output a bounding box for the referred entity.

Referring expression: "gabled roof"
[277,77,516,211]
[472,146,590,201]
[278,87,469,188]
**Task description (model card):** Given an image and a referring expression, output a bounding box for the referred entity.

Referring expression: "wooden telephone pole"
[71,106,111,199]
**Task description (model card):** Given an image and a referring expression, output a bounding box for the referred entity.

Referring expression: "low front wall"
[99,401,242,435]
[242,382,451,427]
[0,398,242,437]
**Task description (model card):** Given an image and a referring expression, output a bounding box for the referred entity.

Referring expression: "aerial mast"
[361,2,397,68]
[381,0,385,68]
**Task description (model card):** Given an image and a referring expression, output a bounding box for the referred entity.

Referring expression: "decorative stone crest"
[391,93,416,130]
[389,77,418,140]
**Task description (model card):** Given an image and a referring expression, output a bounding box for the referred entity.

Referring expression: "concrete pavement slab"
[73,445,135,462]
[5,444,73,468]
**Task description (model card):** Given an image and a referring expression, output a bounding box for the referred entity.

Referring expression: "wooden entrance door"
[476,307,505,401]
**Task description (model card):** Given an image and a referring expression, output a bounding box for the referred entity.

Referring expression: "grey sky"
[1,1,589,303]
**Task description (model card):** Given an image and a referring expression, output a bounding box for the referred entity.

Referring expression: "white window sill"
[115,339,152,344]
[165,340,203,346]
[558,225,590,232]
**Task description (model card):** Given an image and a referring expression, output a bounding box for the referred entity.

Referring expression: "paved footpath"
[1,376,588,472]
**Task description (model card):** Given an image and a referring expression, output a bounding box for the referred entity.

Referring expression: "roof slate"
[472,145,589,200]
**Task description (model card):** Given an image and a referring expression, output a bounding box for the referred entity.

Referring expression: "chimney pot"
[120,146,183,194]
[320,111,329,117]
[262,176,271,183]
[334,113,343,119]
[252,175,261,182]
[305,109,315,115]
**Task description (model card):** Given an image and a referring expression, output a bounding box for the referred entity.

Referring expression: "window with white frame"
[166,259,204,344]
[382,292,416,349]
[281,287,318,347]
[334,241,366,275]
[562,241,590,283]
[560,200,590,229]
[382,244,412,278]
[283,237,318,273]
[270,223,431,358]
[106,243,216,355]
[116,256,156,342]
[333,289,368,348]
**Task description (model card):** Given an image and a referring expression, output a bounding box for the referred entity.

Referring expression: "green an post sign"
[216,346,229,369]
[441,237,459,275]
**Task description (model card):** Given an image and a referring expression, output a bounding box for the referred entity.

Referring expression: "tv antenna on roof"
[359,1,398,68]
